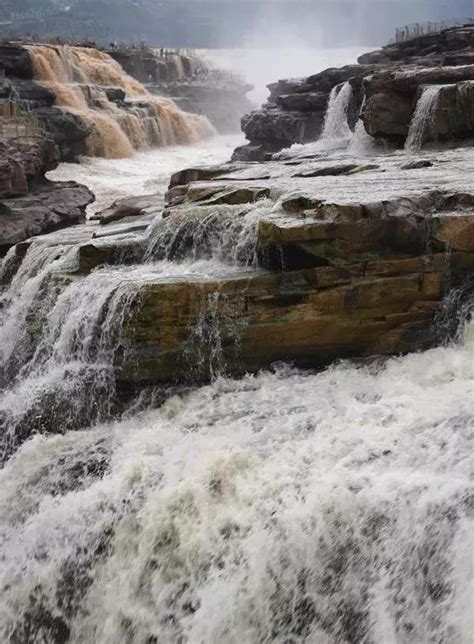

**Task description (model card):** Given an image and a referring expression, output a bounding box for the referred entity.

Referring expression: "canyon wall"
[0,42,215,161]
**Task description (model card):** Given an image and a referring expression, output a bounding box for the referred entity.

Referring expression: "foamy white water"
[48,134,243,214]
[405,85,444,151]
[283,81,357,158]
[2,47,473,641]
[0,318,472,642]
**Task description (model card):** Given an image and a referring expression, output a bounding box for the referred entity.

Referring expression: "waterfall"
[405,85,443,151]
[282,81,354,158]
[27,45,216,158]
[346,95,375,155]
[0,194,272,460]
[0,243,146,460]
[0,316,472,642]
[320,80,353,146]
[184,291,246,381]
[143,202,267,265]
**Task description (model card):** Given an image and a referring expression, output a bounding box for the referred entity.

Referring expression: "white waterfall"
[320,80,354,146]
[0,317,472,643]
[282,80,354,157]
[349,96,378,155]
[405,85,443,151]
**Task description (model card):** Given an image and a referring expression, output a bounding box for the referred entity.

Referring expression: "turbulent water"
[48,134,243,214]
[0,319,472,642]
[1,46,473,643]
[28,45,215,158]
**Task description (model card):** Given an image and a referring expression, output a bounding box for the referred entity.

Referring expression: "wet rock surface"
[94,193,163,226]
[121,162,472,383]
[22,148,471,387]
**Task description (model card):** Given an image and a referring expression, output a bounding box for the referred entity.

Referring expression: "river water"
[48,134,244,214]
[1,47,473,643]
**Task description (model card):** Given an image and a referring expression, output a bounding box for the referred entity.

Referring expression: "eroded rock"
[0,182,94,254]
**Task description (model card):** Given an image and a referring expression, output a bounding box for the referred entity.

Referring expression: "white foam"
[0,319,472,642]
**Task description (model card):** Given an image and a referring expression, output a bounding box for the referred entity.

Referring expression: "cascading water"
[143,199,270,265]
[405,85,443,151]
[348,96,378,156]
[0,244,145,460]
[282,80,354,158]
[0,314,472,642]
[320,81,354,146]
[0,188,273,460]
[1,52,473,642]
[27,45,216,158]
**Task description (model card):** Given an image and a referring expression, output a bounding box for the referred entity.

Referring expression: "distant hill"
[1,0,472,48]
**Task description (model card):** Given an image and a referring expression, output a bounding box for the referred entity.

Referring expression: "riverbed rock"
[99,147,474,386]
[0,181,94,254]
[95,193,163,225]
[401,159,434,170]
[0,134,59,200]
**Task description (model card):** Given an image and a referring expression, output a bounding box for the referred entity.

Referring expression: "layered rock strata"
[0,132,93,254]
[234,23,474,160]
[114,153,474,385]
[9,150,470,387]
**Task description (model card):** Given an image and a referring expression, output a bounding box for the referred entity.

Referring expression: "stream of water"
[1,46,473,643]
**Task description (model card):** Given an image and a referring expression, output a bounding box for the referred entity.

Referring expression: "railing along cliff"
[394,19,473,43]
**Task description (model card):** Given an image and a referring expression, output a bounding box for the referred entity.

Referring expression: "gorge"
[0,20,473,644]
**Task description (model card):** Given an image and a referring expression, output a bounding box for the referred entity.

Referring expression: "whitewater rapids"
[0,315,472,642]
[1,43,473,643]
[48,134,243,214]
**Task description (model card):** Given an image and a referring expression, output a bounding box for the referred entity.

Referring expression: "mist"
[213,0,473,48]
[200,0,472,105]
[2,1,472,48]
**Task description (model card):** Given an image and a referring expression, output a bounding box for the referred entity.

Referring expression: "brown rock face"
[0,134,59,201]
[117,244,472,386]
[0,132,94,254]
[105,153,474,387]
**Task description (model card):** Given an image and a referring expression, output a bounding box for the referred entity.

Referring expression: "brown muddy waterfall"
[27,45,215,158]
